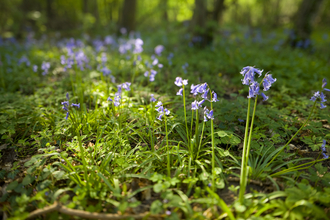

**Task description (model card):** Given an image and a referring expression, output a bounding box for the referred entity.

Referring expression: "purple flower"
[41,62,50,75]
[165,210,171,216]
[320,103,327,109]
[155,45,165,56]
[158,64,163,68]
[191,100,198,110]
[175,77,183,87]
[66,92,69,101]
[177,88,183,96]
[122,82,131,91]
[240,66,263,85]
[262,74,276,91]
[320,92,326,102]
[322,78,327,89]
[33,65,38,72]
[198,99,205,107]
[321,139,326,152]
[204,108,214,121]
[71,103,80,108]
[61,101,69,111]
[310,91,320,101]
[150,94,156,102]
[152,58,159,66]
[101,67,111,76]
[247,82,260,98]
[157,114,163,121]
[156,101,163,108]
[238,118,244,122]
[155,101,170,121]
[212,91,219,102]
[201,89,209,99]
[114,96,121,106]
[107,97,113,102]
[261,92,268,101]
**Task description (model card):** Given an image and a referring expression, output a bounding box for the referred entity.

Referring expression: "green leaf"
[7,181,18,191]
[150,200,163,214]
[53,171,66,180]
[22,174,34,186]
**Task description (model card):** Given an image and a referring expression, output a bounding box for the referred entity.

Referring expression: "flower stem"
[164,114,170,177]
[210,92,215,191]
[239,98,251,203]
[182,85,189,146]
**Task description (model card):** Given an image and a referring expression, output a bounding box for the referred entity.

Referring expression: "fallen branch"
[27,202,164,220]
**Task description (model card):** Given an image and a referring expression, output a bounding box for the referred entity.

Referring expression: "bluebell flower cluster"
[18,56,30,66]
[33,65,38,73]
[107,82,131,107]
[155,101,170,121]
[189,82,219,121]
[321,139,328,159]
[240,66,276,100]
[174,77,188,96]
[310,78,329,109]
[167,53,174,65]
[144,69,157,82]
[154,45,164,56]
[41,62,50,75]
[61,93,80,120]
[150,94,156,102]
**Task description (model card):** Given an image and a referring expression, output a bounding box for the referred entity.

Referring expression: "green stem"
[240,96,258,200]
[210,91,215,191]
[266,100,317,167]
[195,109,199,158]
[197,121,205,160]
[165,114,170,177]
[182,85,189,146]
[239,98,251,203]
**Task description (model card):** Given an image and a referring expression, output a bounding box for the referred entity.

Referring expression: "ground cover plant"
[1,26,330,220]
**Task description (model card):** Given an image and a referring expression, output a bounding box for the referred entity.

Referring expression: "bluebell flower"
[320,103,327,109]
[320,92,326,102]
[212,91,219,102]
[33,65,38,72]
[261,92,268,101]
[66,92,69,100]
[182,63,189,74]
[41,62,50,75]
[238,118,244,122]
[101,67,111,76]
[155,101,170,121]
[240,66,263,85]
[198,99,205,107]
[107,97,113,102]
[247,82,260,98]
[262,73,276,91]
[156,101,163,108]
[158,64,163,68]
[310,91,320,101]
[177,88,183,96]
[71,103,80,108]
[150,94,156,102]
[203,107,214,121]
[165,211,171,216]
[154,45,165,56]
[114,96,121,107]
[201,89,209,99]
[191,100,198,110]
[322,78,330,92]
[321,139,328,159]
[152,58,158,66]
[122,82,131,91]
[61,101,69,111]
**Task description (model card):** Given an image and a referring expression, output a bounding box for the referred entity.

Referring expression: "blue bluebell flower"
[212,91,219,102]
[247,82,260,98]
[41,62,50,75]
[191,100,198,110]
[240,66,263,85]
[322,78,330,92]
[321,139,328,159]
[150,94,156,102]
[174,77,188,87]
[71,103,80,108]
[176,88,183,96]
[203,107,214,121]
[33,65,38,72]
[155,45,164,56]
[310,91,320,101]
[261,92,268,101]
[155,101,170,121]
[238,118,244,122]
[262,73,276,91]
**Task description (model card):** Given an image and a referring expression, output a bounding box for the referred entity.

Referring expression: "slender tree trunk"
[190,0,208,46]
[161,0,168,21]
[213,0,225,23]
[289,0,324,48]
[83,0,88,13]
[46,0,54,29]
[273,0,281,27]
[119,0,137,33]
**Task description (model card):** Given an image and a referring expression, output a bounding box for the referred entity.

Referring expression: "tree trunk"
[290,0,324,48]
[83,0,88,14]
[190,0,209,46]
[213,0,225,23]
[46,0,54,29]
[161,0,168,22]
[119,0,137,33]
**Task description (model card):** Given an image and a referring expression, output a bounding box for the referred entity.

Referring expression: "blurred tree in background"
[0,0,329,39]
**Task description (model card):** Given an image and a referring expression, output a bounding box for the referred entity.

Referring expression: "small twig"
[27,202,164,220]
